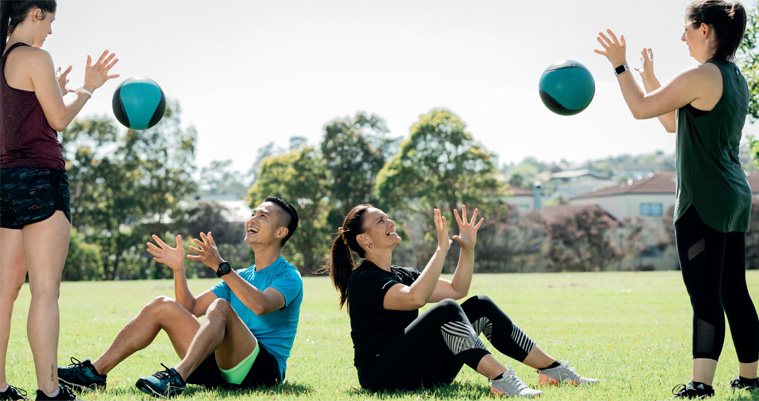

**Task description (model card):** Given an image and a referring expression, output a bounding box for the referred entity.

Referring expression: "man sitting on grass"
[57,196,302,398]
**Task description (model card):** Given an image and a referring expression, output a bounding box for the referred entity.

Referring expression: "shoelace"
[152,363,175,381]
[66,357,86,368]
[559,361,584,381]
[672,383,696,396]
[2,385,27,399]
[503,372,530,393]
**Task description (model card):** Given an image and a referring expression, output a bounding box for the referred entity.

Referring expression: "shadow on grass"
[345,382,489,399]
[101,381,314,398]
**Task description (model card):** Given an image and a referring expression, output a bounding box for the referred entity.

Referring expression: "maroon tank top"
[0,42,65,171]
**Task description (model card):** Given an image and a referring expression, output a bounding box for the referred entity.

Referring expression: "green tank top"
[674,59,751,232]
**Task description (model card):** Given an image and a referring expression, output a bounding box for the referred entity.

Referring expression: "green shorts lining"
[219,342,260,385]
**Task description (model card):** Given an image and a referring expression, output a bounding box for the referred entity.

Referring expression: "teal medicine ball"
[112,77,166,129]
[539,60,595,116]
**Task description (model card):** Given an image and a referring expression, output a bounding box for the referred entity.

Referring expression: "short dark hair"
[264,196,299,247]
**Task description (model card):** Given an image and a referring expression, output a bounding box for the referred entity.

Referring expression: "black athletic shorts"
[0,167,71,229]
[186,344,282,389]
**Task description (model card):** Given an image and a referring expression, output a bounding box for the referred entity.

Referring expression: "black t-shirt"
[347,260,421,375]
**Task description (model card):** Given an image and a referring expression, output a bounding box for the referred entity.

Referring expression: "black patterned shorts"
[0,167,71,229]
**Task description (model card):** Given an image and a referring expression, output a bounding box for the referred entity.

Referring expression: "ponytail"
[686,0,747,61]
[0,0,57,56]
[320,204,372,310]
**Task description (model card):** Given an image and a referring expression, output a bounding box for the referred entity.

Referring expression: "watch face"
[217,262,232,277]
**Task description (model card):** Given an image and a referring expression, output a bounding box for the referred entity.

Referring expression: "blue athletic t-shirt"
[210,256,303,380]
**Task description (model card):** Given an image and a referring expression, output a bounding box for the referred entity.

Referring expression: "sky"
[44,0,759,175]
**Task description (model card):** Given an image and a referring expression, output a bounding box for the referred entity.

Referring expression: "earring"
[368,244,373,250]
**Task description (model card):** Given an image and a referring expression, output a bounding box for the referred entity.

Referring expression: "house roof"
[571,171,759,200]
[542,204,619,225]
[507,186,534,196]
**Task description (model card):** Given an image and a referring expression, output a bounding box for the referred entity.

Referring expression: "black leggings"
[359,295,537,392]
[675,206,759,362]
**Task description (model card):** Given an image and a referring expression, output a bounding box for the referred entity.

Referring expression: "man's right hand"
[146,234,185,272]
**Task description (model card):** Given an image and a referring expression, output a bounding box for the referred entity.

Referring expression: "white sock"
[0,384,9,392]
[44,387,60,398]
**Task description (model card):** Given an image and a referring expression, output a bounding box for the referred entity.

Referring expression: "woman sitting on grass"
[324,204,598,398]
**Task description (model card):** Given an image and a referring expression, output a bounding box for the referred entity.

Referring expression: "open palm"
[452,205,484,250]
[146,235,185,271]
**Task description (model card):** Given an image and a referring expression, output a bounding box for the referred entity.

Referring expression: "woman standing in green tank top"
[595,0,757,398]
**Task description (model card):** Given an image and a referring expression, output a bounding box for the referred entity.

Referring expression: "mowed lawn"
[5,270,759,401]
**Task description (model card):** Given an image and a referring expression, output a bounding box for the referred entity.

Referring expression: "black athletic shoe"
[34,386,83,401]
[672,382,715,399]
[730,377,759,391]
[0,385,28,400]
[135,364,185,398]
[57,358,106,392]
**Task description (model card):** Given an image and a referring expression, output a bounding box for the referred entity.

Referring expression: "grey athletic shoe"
[490,366,543,398]
[537,361,599,386]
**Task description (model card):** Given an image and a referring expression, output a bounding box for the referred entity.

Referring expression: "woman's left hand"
[452,205,484,251]
[594,29,628,67]
[56,65,73,95]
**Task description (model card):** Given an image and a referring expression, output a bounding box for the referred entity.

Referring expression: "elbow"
[47,117,68,132]
[412,294,429,309]
[630,109,647,120]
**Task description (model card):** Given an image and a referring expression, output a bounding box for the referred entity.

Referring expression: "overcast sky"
[45,0,758,174]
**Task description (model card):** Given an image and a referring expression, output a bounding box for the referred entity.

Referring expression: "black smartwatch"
[614,64,630,76]
[216,261,232,278]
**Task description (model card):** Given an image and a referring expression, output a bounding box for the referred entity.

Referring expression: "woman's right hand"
[82,50,120,92]
[635,47,655,79]
[433,208,452,253]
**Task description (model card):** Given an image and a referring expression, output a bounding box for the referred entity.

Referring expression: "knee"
[29,281,60,302]
[144,295,181,315]
[460,294,497,312]
[431,298,465,320]
[0,279,24,303]
[206,298,232,320]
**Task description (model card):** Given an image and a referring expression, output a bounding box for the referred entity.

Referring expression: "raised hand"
[433,208,452,252]
[635,47,655,78]
[187,232,225,272]
[56,65,73,95]
[82,50,120,92]
[452,205,484,250]
[146,235,185,272]
[594,29,627,67]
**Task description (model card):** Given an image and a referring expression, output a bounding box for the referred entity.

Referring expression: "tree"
[63,101,197,279]
[740,3,759,165]
[247,146,332,273]
[739,2,758,121]
[197,160,249,198]
[376,109,504,217]
[321,112,397,227]
[542,206,624,272]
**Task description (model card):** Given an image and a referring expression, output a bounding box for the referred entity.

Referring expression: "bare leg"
[475,345,555,380]
[692,358,718,386]
[476,354,508,379]
[522,345,556,370]
[92,296,200,375]
[739,360,758,380]
[174,299,256,380]
[24,212,70,394]
[0,228,27,388]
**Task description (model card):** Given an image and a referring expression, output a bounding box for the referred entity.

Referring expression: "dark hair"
[686,0,747,61]
[263,196,299,247]
[324,204,372,309]
[1,0,57,55]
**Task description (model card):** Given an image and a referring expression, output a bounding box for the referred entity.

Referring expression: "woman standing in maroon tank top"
[0,1,118,400]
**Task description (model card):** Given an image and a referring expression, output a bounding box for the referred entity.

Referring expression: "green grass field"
[5,271,759,400]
